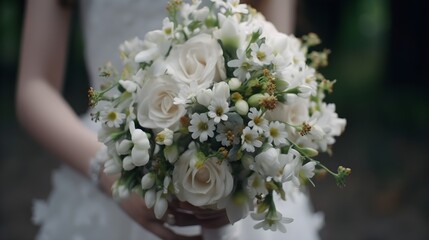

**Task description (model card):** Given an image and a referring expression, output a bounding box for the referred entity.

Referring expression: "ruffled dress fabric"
[33,0,324,239]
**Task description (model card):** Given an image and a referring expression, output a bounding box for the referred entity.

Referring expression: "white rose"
[166,33,226,90]
[173,148,233,206]
[136,74,186,130]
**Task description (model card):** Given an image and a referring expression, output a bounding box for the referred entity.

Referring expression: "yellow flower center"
[107,112,117,121]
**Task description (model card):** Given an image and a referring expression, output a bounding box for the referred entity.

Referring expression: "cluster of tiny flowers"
[89,0,348,233]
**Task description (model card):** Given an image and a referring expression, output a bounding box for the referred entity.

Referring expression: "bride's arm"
[16,1,201,239]
[16,0,101,175]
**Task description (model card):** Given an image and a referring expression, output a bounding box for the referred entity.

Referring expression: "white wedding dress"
[32,0,323,239]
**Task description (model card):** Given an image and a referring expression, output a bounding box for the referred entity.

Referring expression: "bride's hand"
[99,173,202,240]
[119,193,203,240]
[171,201,230,229]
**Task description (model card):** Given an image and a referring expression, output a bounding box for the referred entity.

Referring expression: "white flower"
[251,211,293,233]
[173,148,233,206]
[247,107,268,133]
[144,189,156,208]
[265,99,310,127]
[136,74,186,130]
[250,43,274,66]
[208,99,230,123]
[129,122,150,166]
[226,0,249,14]
[135,30,169,63]
[228,77,241,91]
[154,191,168,219]
[119,79,139,93]
[116,139,132,155]
[213,15,242,48]
[228,47,251,81]
[241,127,262,152]
[141,173,155,190]
[254,147,288,180]
[155,128,174,146]
[235,99,249,115]
[162,17,174,39]
[264,121,288,146]
[100,108,126,128]
[167,33,226,90]
[196,88,213,107]
[122,156,135,171]
[188,113,216,142]
[119,37,144,63]
[216,121,241,146]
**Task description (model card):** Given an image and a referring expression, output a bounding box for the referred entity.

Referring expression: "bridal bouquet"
[89,0,350,232]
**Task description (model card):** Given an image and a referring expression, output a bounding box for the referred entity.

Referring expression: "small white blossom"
[188,113,216,142]
[100,108,126,128]
[216,121,241,146]
[162,17,174,39]
[228,48,251,81]
[155,128,174,146]
[251,211,293,233]
[248,107,268,133]
[264,121,288,146]
[241,127,262,152]
[250,43,274,66]
[208,99,230,123]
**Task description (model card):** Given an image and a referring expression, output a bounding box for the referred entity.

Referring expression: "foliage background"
[1,0,428,239]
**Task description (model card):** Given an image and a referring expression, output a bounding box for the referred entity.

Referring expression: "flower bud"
[196,89,213,107]
[235,99,249,115]
[122,156,135,171]
[228,77,241,91]
[116,139,133,155]
[274,79,289,91]
[154,191,168,219]
[248,93,264,107]
[141,173,155,190]
[144,189,156,208]
[300,147,319,157]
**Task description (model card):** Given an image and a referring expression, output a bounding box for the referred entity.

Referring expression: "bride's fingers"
[145,220,202,240]
[163,210,200,226]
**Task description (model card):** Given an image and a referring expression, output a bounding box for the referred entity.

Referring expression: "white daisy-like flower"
[251,210,293,233]
[247,107,268,133]
[228,48,251,81]
[241,126,262,152]
[216,121,241,146]
[155,128,174,146]
[264,121,288,146]
[100,108,126,128]
[208,99,230,123]
[250,42,274,66]
[162,17,174,39]
[188,113,216,142]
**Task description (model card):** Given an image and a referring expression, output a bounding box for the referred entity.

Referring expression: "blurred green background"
[1,0,428,239]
